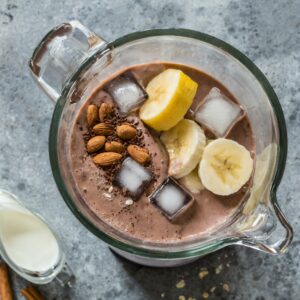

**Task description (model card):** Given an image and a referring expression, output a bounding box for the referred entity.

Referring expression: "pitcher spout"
[236,194,293,255]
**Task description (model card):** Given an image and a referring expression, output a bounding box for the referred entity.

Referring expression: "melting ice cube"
[150,178,194,221]
[105,72,148,114]
[114,157,152,200]
[194,87,244,137]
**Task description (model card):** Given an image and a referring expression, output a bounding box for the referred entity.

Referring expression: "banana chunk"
[179,167,204,193]
[199,138,253,196]
[161,119,206,179]
[139,69,198,131]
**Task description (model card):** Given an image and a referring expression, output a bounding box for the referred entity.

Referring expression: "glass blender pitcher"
[28,21,293,267]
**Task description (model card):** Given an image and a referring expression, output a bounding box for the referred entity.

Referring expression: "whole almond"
[99,103,113,122]
[93,123,114,136]
[116,124,137,140]
[87,104,98,126]
[86,136,106,153]
[93,152,122,166]
[127,145,150,164]
[105,141,125,153]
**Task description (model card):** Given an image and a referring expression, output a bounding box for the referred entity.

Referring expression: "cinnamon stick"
[21,285,44,300]
[0,262,13,300]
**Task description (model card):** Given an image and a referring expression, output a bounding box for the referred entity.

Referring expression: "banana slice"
[179,167,204,193]
[199,138,253,196]
[161,119,206,178]
[139,69,198,131]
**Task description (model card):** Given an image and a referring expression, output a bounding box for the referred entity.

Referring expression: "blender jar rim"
[48,28,288,259]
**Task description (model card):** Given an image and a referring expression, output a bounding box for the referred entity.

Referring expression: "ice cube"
[194,87,244,137]
[105,72,148,114]
[114,157,152,200]
[150,178,194,221]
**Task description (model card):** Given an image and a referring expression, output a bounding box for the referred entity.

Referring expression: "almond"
[92,152,122,166]
[99,103,113,122]
[127,145,150,164]
[105,141,125,153]
[86,136,106,153]
[93,123,114,136]
[87,104,98,126]
[116,124,137,140]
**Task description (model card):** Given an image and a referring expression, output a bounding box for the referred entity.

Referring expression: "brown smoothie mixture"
[70,63,255,243]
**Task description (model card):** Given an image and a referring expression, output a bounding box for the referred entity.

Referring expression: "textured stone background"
[0,0,299,299]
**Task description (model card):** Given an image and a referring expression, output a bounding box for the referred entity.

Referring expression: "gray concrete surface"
[0,0,299,299]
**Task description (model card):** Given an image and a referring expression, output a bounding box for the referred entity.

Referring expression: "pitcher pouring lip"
[232,142,293,255]
[28,20,292,265]
[234,193,293,255]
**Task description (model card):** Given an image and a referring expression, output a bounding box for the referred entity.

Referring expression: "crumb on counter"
[198,269,209,279]
[215,264,223,274]
[176,279,186,289]
[223,283,230,292]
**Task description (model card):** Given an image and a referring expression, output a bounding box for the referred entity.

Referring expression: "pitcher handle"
[240,193,293,255]
[29,20,107,102]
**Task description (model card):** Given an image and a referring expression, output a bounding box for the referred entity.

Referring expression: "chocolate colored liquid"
[70,63,255,243]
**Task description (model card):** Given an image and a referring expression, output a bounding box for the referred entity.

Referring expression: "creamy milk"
[0,191,59,272]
